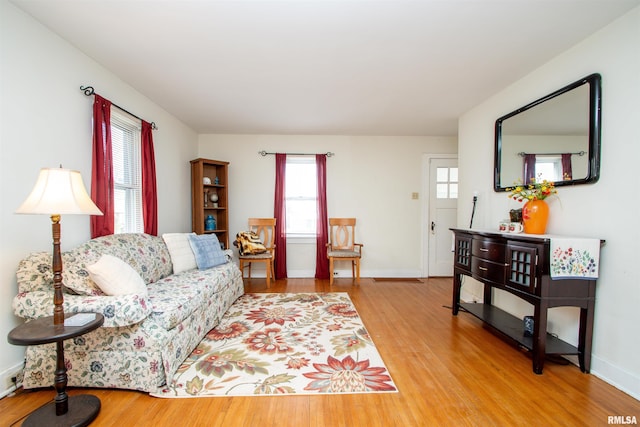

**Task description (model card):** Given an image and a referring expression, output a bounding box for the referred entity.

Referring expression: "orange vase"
[522,199,549,234]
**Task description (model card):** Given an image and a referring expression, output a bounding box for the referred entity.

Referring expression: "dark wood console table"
[451,228,599,374]
[8,313,104,426]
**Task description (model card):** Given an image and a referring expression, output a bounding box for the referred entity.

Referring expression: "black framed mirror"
[494,73,601,191]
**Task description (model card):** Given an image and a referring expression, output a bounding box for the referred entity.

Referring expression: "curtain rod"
[518,151,585,157]
[80,85,158,130]
[258,150,334,157]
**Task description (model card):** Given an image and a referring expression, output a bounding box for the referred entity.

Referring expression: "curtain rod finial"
[259,150,267,156]
[80,85,94,96]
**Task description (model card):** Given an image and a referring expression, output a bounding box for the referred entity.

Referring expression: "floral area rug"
[151,292,397,397]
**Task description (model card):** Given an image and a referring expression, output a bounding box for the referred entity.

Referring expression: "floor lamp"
[14,167,103,425]
[16,167,103,324]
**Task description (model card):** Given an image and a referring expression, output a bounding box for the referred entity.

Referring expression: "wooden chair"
[327,218,363,285]
[238,218,276,288]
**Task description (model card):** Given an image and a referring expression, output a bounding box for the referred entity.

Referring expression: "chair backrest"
[248,218,276,251]
[328,218,357,250]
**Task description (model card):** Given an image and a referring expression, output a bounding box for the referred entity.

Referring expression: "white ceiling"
[11,0,640,136]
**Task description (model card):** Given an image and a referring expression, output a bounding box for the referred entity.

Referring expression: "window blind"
[111,109,143,233]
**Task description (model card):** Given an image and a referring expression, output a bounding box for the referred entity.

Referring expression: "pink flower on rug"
[303,355,396,392]
[246,306,302,326]
[244,328,298,354]
[326,303,358,318]
[286,357,311,369]
[196,352,235,377]
[206,322,249,340]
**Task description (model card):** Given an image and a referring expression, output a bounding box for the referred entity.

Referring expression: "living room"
[1,0,639,422]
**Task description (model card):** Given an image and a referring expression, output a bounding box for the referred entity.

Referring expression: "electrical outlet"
[333,271,339,276]
[3,365,24,390]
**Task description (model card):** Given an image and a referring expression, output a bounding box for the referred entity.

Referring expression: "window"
[436,166,458,199]
[285,157,317,236]
[111,110,143,234]
[534,156,562,182]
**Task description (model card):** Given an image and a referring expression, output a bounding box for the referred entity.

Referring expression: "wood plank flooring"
[1,277,638,426]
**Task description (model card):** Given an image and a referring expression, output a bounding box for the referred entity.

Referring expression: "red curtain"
[315,154,329,279]
[523,154,536,184]
[274,154,288,279]
[561,153,573,180]
[141,120,158,235]
[90,94,114,238]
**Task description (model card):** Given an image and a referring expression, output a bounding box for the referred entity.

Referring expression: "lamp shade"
[16,168,103,216]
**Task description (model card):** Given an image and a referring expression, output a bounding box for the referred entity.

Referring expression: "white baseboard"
[287,269,315,278]
[0,361,24,399]
[244,269,425,279]
[460,289,482,303]
[590,355,640,401]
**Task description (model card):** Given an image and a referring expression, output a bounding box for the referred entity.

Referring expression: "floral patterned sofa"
[12,233,244,393]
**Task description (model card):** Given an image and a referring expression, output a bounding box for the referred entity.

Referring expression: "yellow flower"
[507,176,558,202]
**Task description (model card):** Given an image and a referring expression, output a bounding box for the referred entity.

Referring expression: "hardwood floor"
[2,277,638,426]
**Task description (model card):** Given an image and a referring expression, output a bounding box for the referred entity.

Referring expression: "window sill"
[286,234,316,245]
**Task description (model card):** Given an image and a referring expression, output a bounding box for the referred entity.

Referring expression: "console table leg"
[452,273,462,315]
[579,304,595,373]
[532,303,548,374]
[483,283,492,305]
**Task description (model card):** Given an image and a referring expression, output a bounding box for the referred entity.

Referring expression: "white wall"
[198,134,456,277]
[0,0,198,396]
[458,7,640,399]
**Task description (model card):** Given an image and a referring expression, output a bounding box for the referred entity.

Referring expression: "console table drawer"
[472,238,505,263]
[472,258,506,284]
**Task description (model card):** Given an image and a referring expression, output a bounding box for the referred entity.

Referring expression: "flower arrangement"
[507,177,558,202]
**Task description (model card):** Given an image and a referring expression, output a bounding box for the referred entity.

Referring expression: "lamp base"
[23,394,100,427]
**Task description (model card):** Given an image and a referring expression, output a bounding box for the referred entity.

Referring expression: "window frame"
[285,156,317,240]
[435,166,459,199]
[111,109,143,234]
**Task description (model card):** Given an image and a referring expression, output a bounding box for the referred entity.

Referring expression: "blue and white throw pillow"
[188,234,227,270]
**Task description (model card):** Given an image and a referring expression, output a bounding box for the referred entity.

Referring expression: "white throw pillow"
[162,233,197,274]
[86,254,147,296]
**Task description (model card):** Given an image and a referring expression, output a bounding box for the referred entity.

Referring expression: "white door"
[428,158,458,276]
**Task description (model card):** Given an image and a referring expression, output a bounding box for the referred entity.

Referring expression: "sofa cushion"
[147,261,237,330]
[87,254,148,296]
[188,234,227,270]
[162,233,197,274]
[62,234,172,295]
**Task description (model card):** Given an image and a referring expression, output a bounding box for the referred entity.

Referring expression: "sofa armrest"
[13,291,150,328]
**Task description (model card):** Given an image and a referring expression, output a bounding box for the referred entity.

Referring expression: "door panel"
[428,158,458,276]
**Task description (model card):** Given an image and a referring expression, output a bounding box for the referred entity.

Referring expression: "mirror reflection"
[494,74,601,191]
